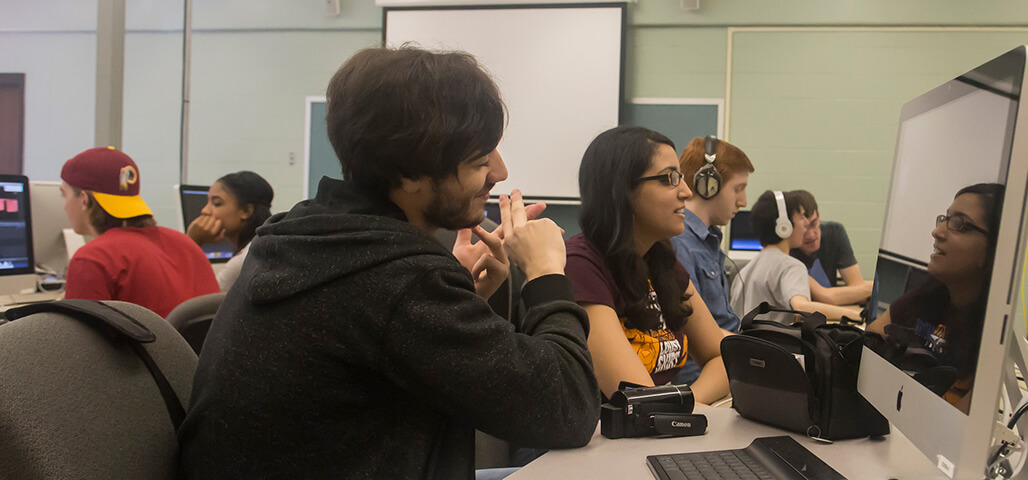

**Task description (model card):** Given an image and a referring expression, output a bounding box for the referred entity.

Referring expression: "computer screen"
[176,185,235,264]
[0,175,34,276]
[858,45,1028,478]
[728,210,761,252]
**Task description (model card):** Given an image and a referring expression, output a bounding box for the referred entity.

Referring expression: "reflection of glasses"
[936,214,989,235]
[635,171,683,187]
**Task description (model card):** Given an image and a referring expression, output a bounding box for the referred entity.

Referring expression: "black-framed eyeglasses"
[634,170,683,187]
[936,214,989,235]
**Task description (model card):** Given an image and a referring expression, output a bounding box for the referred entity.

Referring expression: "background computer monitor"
[483,199,581,240]
[0,175,35,276]
[858,45,1028,478]
[175,184,235,264]
[725,210,761,266]
[871,257,933,311]
[29,181,75,274]
[728,210,761,251]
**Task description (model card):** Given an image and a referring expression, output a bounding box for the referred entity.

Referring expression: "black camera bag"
[721,302,889,440]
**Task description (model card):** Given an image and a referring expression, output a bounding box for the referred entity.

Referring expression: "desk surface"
[0,291,64,311]
[509,407,944,479]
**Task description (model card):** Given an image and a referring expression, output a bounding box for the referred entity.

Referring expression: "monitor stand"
[62,228,88,259]
[0,273,37,295]
[989,331,1028,479]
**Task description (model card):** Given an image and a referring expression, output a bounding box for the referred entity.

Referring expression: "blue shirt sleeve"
[670,230,740,333]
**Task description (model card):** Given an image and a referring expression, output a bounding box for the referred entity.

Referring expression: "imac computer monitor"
[175,185,235,264]
[0,175,34,275]
[858,45,1028,479]
[0,175,37,295]
[29,181,75,274]
[483,199,582,240]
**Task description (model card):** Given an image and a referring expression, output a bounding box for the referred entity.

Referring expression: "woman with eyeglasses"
[868,183,1005,413]
[564,126,729,403]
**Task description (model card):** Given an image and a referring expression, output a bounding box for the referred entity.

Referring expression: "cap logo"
[119,165,138,191]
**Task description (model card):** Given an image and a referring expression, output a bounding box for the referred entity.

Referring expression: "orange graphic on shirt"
[620,280,687,374]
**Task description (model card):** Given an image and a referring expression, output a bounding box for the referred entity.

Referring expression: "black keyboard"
[647,436,845,480]
[653,449,773,480]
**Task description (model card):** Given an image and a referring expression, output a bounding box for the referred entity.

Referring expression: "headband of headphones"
[773,190,793,239]
[704,135,717,163]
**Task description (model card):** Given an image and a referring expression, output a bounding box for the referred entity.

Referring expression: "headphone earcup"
[775,217,793,238]
[693,165,721,200]
[772,190,792,239]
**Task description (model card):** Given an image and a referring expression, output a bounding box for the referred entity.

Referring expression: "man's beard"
[423,180,490,231]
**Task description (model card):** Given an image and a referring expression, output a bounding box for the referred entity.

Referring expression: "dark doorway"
[0,74,26,175]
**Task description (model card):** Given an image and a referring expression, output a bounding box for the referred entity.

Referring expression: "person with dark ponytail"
[564,126,729,403]
[187,171,274,291]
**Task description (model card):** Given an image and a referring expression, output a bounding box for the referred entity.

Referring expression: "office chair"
[166,292,226,355]
[0,301,197,480]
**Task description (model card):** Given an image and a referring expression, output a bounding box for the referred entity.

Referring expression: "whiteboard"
[384,5,624,199]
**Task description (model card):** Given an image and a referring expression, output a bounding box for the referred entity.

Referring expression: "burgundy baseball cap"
[61,146,153,219]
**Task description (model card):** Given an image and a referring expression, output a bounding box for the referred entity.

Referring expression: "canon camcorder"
[600,383,707,439]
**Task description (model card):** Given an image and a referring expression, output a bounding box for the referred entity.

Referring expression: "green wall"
[629,26,1028,277]
[629,0,1028,26]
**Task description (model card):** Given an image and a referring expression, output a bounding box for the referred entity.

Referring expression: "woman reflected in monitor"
[563,125,729,404]
[868,183,1004,414]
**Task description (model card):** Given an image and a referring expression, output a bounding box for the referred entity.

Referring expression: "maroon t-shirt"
[888,289,973,407]
[565,234,691,386]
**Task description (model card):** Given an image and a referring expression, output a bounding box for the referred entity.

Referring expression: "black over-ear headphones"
[773,190,793,239]
[693,135,723,199]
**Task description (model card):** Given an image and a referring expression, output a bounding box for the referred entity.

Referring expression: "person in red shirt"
[59,146,219,317]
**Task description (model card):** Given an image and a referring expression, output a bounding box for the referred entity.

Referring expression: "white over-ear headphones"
[773,190,793,239]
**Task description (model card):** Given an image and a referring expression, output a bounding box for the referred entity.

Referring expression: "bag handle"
[4,299,186,430]
[741,301,827,333]
[741,302,830,392]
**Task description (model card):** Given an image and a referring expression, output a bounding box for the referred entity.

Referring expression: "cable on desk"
[711,397,733,409]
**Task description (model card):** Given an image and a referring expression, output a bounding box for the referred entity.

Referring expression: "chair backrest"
[166,292,226,354]
[475,430,512,469]
[0,301,197,480]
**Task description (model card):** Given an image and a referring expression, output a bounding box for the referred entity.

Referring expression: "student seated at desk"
[868,183,1004,414]
[177,47,601,480]
[671,135,755,385]
[789,190,872,306]
[59,147,219,317]
[565,126,729,404]
[730,190,861,323]
[186,171,274,292]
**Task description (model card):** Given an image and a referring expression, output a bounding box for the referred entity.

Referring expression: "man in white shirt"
[731,190,862,323]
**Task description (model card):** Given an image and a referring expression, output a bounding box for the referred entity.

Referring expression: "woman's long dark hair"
[217,171,274,252]
[902,183,1004,376]
[578,126,691,332]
